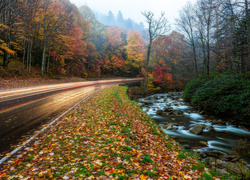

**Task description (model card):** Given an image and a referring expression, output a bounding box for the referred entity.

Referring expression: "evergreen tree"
[107,10,116,26]
[117,11,125,29]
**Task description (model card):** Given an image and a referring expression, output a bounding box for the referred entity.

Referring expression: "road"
[0,78,141,154]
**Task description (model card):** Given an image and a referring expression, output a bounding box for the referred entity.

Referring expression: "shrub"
[183,74,210,102]
[191,73,250,121]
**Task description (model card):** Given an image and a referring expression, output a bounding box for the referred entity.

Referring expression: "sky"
[69,0,197,26]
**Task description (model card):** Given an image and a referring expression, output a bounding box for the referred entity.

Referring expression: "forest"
[0,0,250,90]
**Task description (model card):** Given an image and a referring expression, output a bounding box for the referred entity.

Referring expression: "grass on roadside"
[0,87,220,179]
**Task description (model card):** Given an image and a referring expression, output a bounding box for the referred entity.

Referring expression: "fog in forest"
[69,0,197,26]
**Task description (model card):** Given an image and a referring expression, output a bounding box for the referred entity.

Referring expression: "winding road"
[0,78,141,154]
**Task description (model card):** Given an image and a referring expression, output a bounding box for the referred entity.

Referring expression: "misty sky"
[69,0,197,26]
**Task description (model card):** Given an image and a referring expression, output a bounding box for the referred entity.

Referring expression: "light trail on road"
[0,78,142,155]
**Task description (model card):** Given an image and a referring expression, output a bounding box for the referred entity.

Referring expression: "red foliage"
[49,52,58,57]
[152,64,172,86]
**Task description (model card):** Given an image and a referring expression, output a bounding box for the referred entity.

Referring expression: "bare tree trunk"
[207,41,210,76]
[41,1,48,76]
[47,41,52,73]
[192,44,198,75]
[142,11,169,90]
[22,41,26,70]
[245,0,249,73]
[26,42,30,72]
[29,41,32,73]
[41,43,46,75]
[144,42,152,88]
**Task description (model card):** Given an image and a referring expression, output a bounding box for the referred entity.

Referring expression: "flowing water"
[137,92,250,165]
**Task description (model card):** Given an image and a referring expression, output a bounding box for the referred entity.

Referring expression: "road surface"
[0,78,141,154]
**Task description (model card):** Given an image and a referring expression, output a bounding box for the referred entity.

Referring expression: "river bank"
[0,87,221,179]
[135,91,250,179]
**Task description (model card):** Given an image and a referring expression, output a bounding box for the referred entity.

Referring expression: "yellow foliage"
[147,73,161,91]
[0,40,16,55]
[0,23,9,30]
[125,30,145,73]
[11,42,22,51]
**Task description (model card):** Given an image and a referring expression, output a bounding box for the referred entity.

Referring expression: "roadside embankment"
[0,87,219,179]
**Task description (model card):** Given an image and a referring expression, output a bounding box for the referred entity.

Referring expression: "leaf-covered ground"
[0,87,220,179]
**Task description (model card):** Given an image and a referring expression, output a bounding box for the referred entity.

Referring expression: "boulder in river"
[163,107,173,112]
[189,124,205,135]
[205,126,215,132]
[216,168,228,176]
[144,101,153,106]
[153,96,159,100]
[220,155,240,162]
[199,141,208,146]
[156,110,165,115]
[165,123,174,130]
[212,119,226,125]
[174,110,184,115]
[159,124,166,128]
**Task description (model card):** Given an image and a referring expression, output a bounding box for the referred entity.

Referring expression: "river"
[137,92,250,167]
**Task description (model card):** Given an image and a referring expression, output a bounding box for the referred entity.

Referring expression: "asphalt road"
[0,78,141,153]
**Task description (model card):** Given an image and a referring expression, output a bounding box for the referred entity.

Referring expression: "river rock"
[220,155,240,162]
[199,141,208,146]
[197,152,207,159]
[189,124,205,135]
[208,150,227,159]
[198,110,205,114]
[144,101,153,106]
[204,157,218,166]
[219,161,249,175]
[153,96,159,100]
[205,126,215,132]
[166,103,171,107]
[174,110,184,115]
[216,168,228,176]
[166,123,174,130]
[156,110,165,115]
[182,144,190,149]
[164,107,173,112]
[212,119,226,125]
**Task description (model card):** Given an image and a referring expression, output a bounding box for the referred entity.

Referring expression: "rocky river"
[137,92,250,177]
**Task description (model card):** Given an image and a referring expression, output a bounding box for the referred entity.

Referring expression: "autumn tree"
[49,1,90,76]
[152,63,172,90]
[40,0,72,75]
[125,30,144,77]
[142,11,170,88]
[79,5,106,77]
[103,27,125,75]
[151,31,190,88]
[0,0,20,68]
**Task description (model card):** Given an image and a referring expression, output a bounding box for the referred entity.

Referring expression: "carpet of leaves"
[0,87,219,179]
